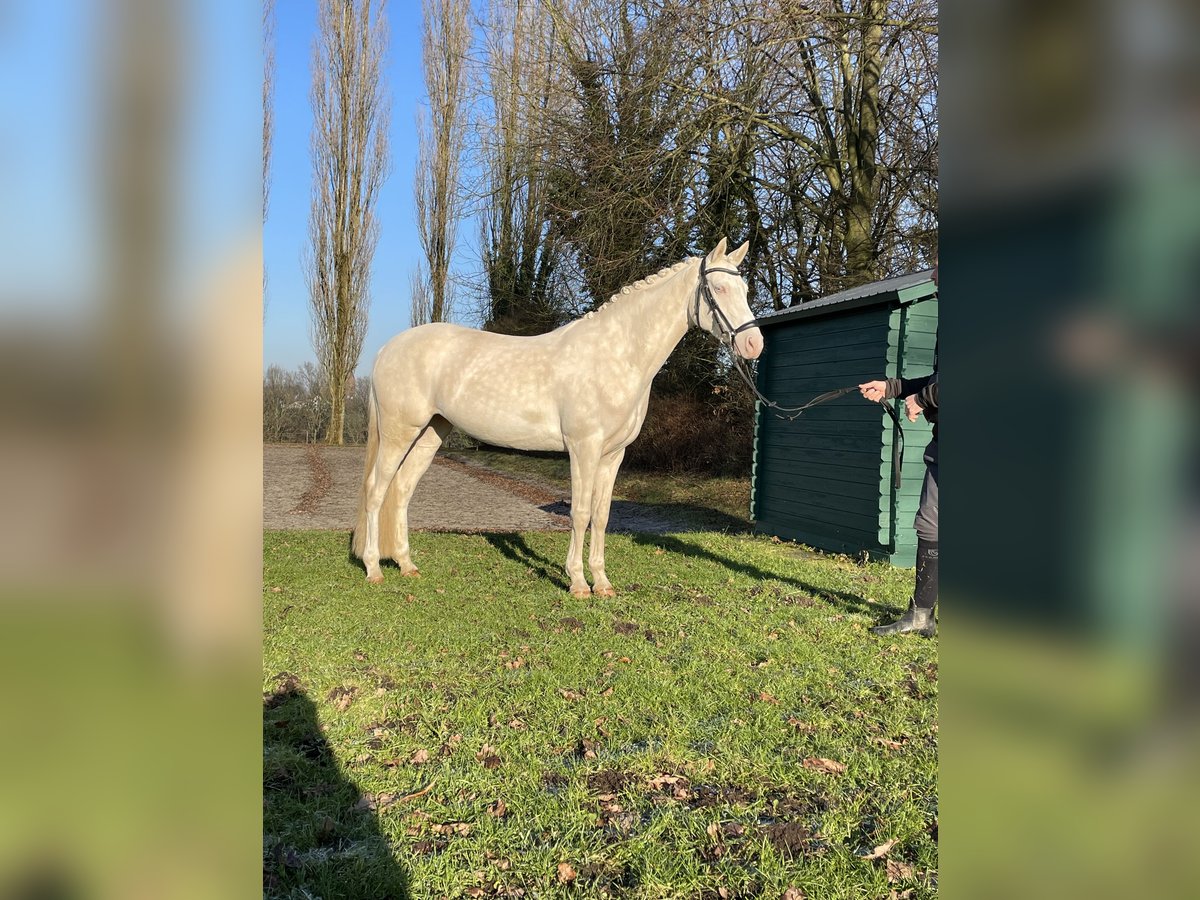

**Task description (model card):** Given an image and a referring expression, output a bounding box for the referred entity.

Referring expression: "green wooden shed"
[750,270,938,567]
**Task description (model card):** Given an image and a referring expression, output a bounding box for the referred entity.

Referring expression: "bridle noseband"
[695,255,907,489]
[695,256,761,347]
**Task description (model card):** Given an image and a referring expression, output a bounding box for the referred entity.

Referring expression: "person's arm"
[912,374,937,411]
[885,374,933,401]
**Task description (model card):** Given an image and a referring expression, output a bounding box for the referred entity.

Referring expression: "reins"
[696,257,906,489]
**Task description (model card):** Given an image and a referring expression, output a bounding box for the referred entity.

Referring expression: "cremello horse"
[352,238,763,596]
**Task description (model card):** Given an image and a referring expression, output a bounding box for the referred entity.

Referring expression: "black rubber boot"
[873,539,937,636]
[871,601,936,637]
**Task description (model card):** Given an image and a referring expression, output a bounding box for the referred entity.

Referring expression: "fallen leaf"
[508,718,526,730]
[575,738,598,759]
[782,888,806,900]
[410,748,430,765]
[476,745,502,769]
[326,685,358,712]
[756,691,779,704]
[431,820,472,836]
[886,859,915,882]
[559,688,584,701]
[488,799,508,818]
[270,586,282,593]
[354,791,398,812]
[787,718,817,733]
[505,657,526,669]
[801,757,846,774]
[860,838,898,860]
[874,737,905,751]
[889,890,915,900]
[556,862,576,883]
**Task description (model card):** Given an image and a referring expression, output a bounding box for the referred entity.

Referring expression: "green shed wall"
[752,305,893,556]
[752,295,937,566]
[881,298,937,566]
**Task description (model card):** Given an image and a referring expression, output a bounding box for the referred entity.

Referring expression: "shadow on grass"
[263,679,410,899]
[628,532,882,617]
[482,532,570,590]
[538,499,749,535]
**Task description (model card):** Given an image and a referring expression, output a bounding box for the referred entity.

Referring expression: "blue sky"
[264,0,428,375]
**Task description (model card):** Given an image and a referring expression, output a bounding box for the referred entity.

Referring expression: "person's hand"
[905,394,924,422]
[859,380,888,402]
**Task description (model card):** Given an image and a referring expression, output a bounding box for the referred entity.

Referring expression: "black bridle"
[696,256,906,488]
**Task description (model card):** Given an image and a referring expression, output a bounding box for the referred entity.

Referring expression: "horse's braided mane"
[590,259,693,317]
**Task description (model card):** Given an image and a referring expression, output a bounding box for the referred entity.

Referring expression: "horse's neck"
[576,262,696,382]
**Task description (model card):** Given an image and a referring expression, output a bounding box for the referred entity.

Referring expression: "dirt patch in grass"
[761,821,819,857]
[612,620,639,635]
[586,769,635,795]
[686,783,758,808]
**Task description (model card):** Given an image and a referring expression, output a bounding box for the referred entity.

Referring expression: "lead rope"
[697,257,905,489]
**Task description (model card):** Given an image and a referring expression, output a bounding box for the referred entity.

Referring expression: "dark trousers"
[914,442,938,542]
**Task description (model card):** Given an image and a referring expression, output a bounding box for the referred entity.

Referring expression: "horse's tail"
[351,383,379,560]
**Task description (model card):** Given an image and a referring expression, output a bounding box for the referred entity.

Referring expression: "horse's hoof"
[400,568,421,578]
[570,587,592,598]
[594,586,616,597]
[367,573,385,585]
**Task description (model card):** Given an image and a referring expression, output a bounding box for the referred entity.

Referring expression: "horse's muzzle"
[734,327,764,360]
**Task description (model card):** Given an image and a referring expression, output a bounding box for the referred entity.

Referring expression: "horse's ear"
[706,238,728,262]
[728,241,749,266]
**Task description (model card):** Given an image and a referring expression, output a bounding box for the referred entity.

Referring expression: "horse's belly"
[440,400,566,452]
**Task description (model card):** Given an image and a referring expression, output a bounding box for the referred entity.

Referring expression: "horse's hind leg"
[363,425,422,584]
[386,416,453,576]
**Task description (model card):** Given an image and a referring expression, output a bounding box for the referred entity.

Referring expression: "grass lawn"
[443,449,753,527]
[264,530,937,899]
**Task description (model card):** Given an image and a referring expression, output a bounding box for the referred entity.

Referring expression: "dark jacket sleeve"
[914,374,937,411]
[885,374,932,402]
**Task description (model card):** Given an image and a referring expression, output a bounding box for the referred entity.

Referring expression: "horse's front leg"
[565,441,601,597]
[588,448,625,596]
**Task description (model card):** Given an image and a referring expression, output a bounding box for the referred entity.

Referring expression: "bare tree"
[306,0,391,445]
[263,0,276,318]
[263,0,275,223]
[409,265,431,328]
[476,0,564,335]
[462,0,936,348]
[415,0,471,324]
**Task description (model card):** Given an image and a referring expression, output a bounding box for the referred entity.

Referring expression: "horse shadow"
[627,532,882,616]
[538,499,750,535]
[263,678,411,899]
[482,532,570,590]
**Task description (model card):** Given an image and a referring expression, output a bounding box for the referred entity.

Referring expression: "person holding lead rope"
[859,268,938,638]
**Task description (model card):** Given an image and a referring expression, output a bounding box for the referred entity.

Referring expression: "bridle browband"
[695,255,906,488]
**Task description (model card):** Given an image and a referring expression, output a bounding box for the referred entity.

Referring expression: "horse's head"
[694,238,763,360]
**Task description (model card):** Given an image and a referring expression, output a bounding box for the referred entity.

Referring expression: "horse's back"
[371,323,570,450]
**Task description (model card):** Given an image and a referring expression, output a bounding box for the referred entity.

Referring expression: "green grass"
[444,449,753,526]
[264,530,937,899]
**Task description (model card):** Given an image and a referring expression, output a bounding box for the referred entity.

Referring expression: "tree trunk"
[844,0,884,279]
